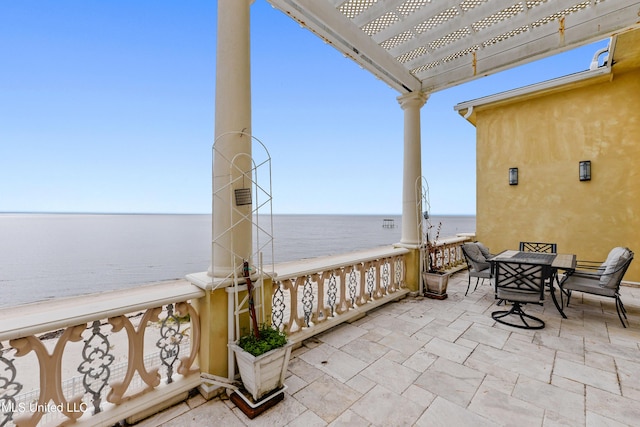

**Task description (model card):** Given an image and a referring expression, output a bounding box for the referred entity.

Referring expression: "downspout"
[589,46,609,70]
[463,106,473,120]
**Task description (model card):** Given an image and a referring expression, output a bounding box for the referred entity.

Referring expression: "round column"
[210,0,253,278]
[397,91,429,246]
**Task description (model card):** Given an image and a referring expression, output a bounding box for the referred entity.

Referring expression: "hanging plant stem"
[243,260,260,339]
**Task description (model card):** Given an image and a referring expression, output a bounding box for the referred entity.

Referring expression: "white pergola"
[268,0,640,93]
[204,0,640,282]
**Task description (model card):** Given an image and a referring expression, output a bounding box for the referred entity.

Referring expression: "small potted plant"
[229,261,292,403]
[229,324,292,402]
[423,221,450,299]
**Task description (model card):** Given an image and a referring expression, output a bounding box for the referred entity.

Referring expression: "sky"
[0,1,609,215]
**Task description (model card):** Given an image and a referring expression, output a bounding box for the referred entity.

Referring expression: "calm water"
[0,214,475,307]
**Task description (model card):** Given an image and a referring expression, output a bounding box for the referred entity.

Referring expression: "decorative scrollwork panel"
[3,295,202,427]
[78,320,114,415]
[0,342,22,426]
[271,282,286,330]
[175,301,200,378]
[10,324,87,426]
[347,266,359,309]
[380,260,390,294]
[326,270,338,318]
[301,275,315,328]
[157,304,184,384]
[107,307,162,404]
[365,261,376,301]
[270,253,408,340]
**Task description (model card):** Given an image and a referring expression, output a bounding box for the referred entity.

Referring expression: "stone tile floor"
[136,272,640,426]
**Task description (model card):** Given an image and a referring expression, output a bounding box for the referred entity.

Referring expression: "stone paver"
[292,374,360,423]
[512,375,585,422]
[587,386,640,425]
[460,323,510,349]
[554,357,621,394]
[349,384,425,427]
[415,396,494,427]
[297,343,368,383]
[360,357,420,394]
[135,272,640,426]
[414,357,485,408]
[468,383,544,426]
[317,323,368,348]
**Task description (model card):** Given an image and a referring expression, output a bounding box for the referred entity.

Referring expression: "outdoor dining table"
[489,250,577,318]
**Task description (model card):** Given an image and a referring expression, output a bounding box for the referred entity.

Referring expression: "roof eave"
[453,58,613,122]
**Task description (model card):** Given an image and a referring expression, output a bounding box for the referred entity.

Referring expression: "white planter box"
[230,341,293,402]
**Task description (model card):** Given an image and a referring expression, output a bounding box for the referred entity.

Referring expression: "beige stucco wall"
[474,67,640,282]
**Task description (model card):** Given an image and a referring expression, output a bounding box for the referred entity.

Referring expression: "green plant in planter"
[237,324,287,357]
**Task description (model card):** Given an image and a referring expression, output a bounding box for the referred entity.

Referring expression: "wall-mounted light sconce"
[579,160,591,181]
[234,188,252,206]
[509,167,518,185]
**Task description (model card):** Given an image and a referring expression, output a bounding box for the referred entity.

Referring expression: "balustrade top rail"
[0,279,205,342]
[419,235,474,248]
[0,242,461,342]
[0,245,411,342]
[270,245,411,280]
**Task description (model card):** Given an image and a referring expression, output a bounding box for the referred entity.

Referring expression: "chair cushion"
[496,288,543,303]
[471,268,492,279]
[563,274,617,297]
[599,247,626,272]
[600,247,630,287]
[476,242,492,258]
[464,243,490,271]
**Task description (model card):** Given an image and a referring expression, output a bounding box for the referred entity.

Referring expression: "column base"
[198,381,224,400]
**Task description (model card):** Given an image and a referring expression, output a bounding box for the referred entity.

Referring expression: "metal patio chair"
[461,243,492,296]
[492,260,550,329]
[560,247,634,327]
[519,241,557,253]
[520,241,559,287]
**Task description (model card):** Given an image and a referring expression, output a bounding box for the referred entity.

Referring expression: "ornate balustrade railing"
[270,246,411,343]
[0,279,204,427]
[422,235,474,273]
[0,245,420,426]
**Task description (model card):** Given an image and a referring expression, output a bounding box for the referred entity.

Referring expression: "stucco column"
[210,0,253,278]
[397,92,428,246]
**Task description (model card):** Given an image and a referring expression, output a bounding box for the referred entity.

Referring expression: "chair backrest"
[519,241,557,253]
[462,243,490,272]
[599,247,634,288]
[493,261,550,303]
[476,242,493,258]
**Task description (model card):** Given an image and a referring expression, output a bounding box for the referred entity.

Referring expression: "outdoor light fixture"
[509,167,518,185]
[579,160,591,181]
[234,188,252,206]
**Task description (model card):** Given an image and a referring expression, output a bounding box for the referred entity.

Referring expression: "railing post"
[263,275,274,328]
[404,247,421,293]
[193,273,274,400]
[194,288,228,399]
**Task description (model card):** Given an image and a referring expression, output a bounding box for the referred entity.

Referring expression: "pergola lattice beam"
[416,1,640,91]
[268,0,640,94]
[269,0,422,92]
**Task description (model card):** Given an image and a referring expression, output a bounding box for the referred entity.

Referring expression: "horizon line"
[0,211,476,216]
